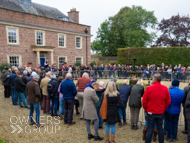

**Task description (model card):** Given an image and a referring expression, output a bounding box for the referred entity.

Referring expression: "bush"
[117,47,190,67]
[0,63,10,72]
[90,61,96,67]
[116,82,123,88]
[74,62,81,67]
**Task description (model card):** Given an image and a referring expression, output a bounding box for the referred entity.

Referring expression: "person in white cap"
[25,74,44,128]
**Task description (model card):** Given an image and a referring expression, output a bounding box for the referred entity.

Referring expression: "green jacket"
[95,88,106,108]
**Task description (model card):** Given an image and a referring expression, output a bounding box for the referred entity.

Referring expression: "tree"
[91,6,158,56]
[154,15,190,47]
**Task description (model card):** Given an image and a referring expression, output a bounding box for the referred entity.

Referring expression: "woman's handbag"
[100,93,108,120]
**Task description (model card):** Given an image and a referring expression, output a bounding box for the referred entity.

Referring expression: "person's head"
[51,74,56,79]
[17,72,23,77]
[23,70,28,76]
[92,82,99,91]
[111,78,117,83]
[33,74,40,81]
[58,76,64,81]
[66,73,72,79]
[39,72,44,78]
[137,79,143,86]
[4,66,8,70]
[99,81,104,87]
[92,76,97,81]
[152,73,162,83]
[82,72,89,78]
[172,79,180,87]
[123,79,129,85]
[46,73,51,78]
[105,81,119,97]
[64,62,67,68]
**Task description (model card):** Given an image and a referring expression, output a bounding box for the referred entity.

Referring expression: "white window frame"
[35,30,45,46]
[58,33,66,48]
[75,56,83,64]
[7,55,22,67]
[75,36,82,49]
[6,26,19,45]
[58,56,67,67]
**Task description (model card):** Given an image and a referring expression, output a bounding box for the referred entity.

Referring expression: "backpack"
[47,79,57,97]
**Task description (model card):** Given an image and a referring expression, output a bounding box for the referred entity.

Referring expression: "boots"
[76,108,80,115]
[143,126,148,141]
[106,134,110,143]
[153,128,158,142]
[111,135,116,143]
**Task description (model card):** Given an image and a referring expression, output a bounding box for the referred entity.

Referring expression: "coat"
[119,83,131,105]
[40,76,51,96]
[1,69,11,86]
[182,84,190,107]
[166,87,184,114]
[129,84,144,108]
[25,79,41,104]
[8,72,17,88]
[14,76,25,93]
[82,86,99,120]
[185,91,190,119]
[95,88,106,108]
[105,93,123,124]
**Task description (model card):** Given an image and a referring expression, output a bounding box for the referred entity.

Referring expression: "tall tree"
[92,6,157,56]
[154,15,190,47]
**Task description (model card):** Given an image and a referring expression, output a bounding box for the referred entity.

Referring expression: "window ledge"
[7,44,20,46]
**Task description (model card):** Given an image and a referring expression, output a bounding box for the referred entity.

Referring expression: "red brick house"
[0,0,91,68]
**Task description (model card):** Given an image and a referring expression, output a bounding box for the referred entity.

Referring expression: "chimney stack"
[68,8,79,24]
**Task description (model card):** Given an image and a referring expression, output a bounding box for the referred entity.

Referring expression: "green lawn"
[0,139,7,143]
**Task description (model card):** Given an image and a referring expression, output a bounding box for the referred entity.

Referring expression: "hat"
[51,74,56,79]
[18,72,23,75]
[172,79,180,87]
[93,76,97,81]
[31,71,36,77]
[33,74,40,79]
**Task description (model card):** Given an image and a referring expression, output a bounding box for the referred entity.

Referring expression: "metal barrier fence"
[58,70,190,83]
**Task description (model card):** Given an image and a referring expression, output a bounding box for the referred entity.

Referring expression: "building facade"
[0,0,91,68]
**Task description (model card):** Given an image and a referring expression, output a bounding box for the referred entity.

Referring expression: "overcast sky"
[33,0,190,42]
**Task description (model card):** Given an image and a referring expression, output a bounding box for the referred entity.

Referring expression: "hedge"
[117,47,190,67]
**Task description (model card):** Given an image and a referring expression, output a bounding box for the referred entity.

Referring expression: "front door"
[40,58,45,67]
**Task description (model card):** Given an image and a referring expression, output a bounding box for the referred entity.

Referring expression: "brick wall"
[0,8,92,68]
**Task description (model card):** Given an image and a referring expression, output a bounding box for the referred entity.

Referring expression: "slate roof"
[0,0,74,22]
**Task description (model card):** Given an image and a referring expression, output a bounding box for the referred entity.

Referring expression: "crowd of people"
[1,61,190,143]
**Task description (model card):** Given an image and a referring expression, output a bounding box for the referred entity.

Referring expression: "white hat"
[33,74,39,79]
[31,71,37,77]
[51,74,56,79]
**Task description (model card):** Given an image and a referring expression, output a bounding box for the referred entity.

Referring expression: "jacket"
[48,79,59,98]
[82,86,99,120]
[105,93,123,124]
[85,81,96,88]
[40,76,51,96]
[182,84,190,107]
[119,84,131,105]
[60,79,77,99]
[22,75,29,85]
[8,72,17,88]
[77,76,91,92]
[25,79,41,104]
[185,91,190,119]
[129,84,144,108]
[95,88,106,108]
[14,76,25,93]
[166,87,184,114]
[1,69,11,86]
[142,81,171,114]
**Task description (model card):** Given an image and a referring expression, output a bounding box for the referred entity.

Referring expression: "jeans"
[59,97,64,117]
[11,88,18,104]
[145,113,164,143]
[118,104,127,124]
[165,112,179,140]
[4,85,11,98]
[24,91,29,105]
[113,72,116,78]
[105,123,115,135]
[77,92,84,118]
[17,92,27,107]
[64,99,74,124]
[86,119,99,136]
[145,112,157,128]
[184,107,188,132]
[105,75,107,79]
[188,119,190,143]
[43,95,50,113]
[51,98,59,115]
[30,102,40,125]
[96,107,103,126]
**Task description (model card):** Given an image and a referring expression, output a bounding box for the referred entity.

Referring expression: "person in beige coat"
[40,73,51,114]
[82,82,104,141]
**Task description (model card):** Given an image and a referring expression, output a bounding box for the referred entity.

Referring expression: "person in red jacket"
[142,73,171,143]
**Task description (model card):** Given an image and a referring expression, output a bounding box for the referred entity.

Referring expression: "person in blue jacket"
[85,76,97,88]
[60,73,77,125]
[8,69,18,105]
[165,79,184,142]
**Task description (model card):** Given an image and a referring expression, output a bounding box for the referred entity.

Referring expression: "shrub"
[0,63,10,72]
[117,47,190,67]
[116,82,123,88]
[90,61,96,67]
[74,62,81,67]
